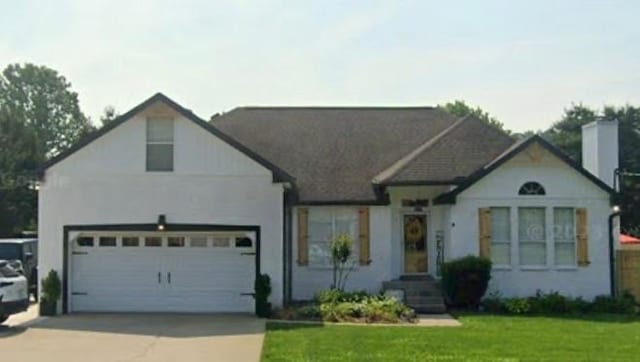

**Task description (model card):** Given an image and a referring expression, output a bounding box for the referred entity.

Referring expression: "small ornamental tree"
[329,233,356,291]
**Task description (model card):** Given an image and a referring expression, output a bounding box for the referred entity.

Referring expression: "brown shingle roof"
[213,107,514,203]
[380,116,516,184]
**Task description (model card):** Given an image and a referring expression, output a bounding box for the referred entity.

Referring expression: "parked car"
[0,239,38,300]
[0,260,29,324]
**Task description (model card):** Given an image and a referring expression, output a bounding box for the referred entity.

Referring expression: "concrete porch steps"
[382,276,446,314]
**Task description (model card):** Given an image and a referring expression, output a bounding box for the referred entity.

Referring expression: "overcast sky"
[1,1,639,132]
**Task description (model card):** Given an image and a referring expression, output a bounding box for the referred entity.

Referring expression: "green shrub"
[361,297,415,323]
[41,269,61,303]
[591,292,636,314]
[295,305,321,319]
[481,291,505,313]
[481,290,638,316]
[254,274,272,318]
[504,298,531,314]
[315,289,369,304]
[567,297,592,314]
[441,255,492,309]
[532,291,570,314]
[305,290,416,323]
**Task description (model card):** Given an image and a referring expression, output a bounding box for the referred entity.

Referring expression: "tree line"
[0,62,638,236]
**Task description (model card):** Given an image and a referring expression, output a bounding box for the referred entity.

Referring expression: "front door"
[403,214,427,274]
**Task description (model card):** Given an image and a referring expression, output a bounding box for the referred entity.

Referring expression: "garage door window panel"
[122,237,140,247]
[145,237,162,247]
[99,237,117,247]
[212,237,230,247]
[77,237,94,247]
[235,237,253,248]
[190,236,208,247]
[168,237,186,247]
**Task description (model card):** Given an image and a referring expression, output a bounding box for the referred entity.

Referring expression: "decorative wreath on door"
[405,216,425,243]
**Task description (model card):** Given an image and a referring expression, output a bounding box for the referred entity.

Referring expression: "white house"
[38,93,618,314]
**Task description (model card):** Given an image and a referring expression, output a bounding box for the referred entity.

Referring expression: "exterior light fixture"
[158,214,167,231]
[28,180,40,191]
[612,205,621,213]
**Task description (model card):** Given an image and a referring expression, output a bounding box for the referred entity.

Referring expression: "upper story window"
[146,118,174,172]
[518,181,545,196]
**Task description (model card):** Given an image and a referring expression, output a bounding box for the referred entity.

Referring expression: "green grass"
[261,314,640,361]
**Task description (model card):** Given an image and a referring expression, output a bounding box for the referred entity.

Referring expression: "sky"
[1,0,639,132]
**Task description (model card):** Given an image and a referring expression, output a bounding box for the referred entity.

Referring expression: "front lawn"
[261,314,640,361]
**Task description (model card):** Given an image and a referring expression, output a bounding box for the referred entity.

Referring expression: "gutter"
[282,189,294,305]
[608,208,621,296]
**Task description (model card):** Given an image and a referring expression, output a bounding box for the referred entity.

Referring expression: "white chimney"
[581,120,619,189]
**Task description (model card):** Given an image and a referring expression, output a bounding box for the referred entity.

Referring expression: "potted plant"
[254,274,272,318]
[39,269,61,316]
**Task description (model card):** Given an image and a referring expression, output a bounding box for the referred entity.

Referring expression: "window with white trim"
[518,207,546,266]
[554,207,576,266]
[308,208,359,267]
[146,118,174,171]
[490,207,510,265]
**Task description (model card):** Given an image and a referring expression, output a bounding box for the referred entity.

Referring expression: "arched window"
[519,181,546,195]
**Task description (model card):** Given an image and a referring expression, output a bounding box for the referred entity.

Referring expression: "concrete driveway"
[0,311,265,362]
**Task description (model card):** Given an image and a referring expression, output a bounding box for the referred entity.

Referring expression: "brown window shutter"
[478,208,491,259]
[576,208,589,266]
[297,208,309,266]
[358,207,371,265]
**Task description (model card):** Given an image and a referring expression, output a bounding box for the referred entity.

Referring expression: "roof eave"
[380,179,462,187]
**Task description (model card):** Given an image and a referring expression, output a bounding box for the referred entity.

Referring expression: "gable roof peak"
[39,92,294,183]
[434,133,615,204]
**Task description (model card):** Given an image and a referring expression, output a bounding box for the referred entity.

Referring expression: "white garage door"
[70,232,256,313]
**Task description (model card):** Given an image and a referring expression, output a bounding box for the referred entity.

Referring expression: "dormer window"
[146,118,174,172]
[518,181,545,196]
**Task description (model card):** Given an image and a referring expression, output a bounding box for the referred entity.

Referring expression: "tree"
[512,130,539,140]
[329,233,356,291]
[0,63,93,157]
[544,104,598,162]
[0,107,41,236]
[99,105,119,127]
[439,100,509,134]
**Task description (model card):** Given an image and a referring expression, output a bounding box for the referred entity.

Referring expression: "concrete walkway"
[0,312,265,362]
[416,314,461,327]
[269,313,461,327]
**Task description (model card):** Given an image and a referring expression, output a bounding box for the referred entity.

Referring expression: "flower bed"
[273,289,417,324]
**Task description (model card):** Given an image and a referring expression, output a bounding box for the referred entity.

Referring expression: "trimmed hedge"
[441,255,492,309]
